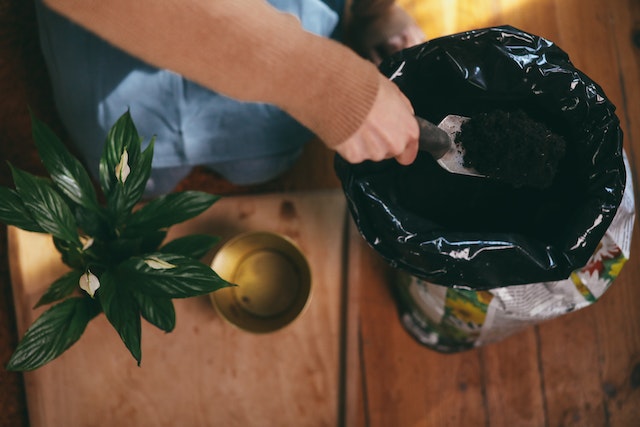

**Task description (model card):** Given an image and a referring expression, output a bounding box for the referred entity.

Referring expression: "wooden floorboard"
[537,310,607,427]
[352,239,488,427]
[480,330,547,427]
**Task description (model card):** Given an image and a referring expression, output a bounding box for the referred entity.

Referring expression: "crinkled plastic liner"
[335,26,627,290]
[391,154,634,352]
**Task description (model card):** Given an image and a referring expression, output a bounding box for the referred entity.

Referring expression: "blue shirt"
[34,0,343,182]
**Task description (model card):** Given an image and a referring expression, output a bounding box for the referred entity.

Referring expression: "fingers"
[332,77,419,166]
[394,136,419,165]
[335,6,424,165]
[336,132,418,165]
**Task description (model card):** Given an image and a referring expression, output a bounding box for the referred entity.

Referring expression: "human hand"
[350,5,426,65]
[332,74,419,165]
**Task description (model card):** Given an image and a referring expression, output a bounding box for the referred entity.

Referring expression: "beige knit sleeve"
[42,0,381,147]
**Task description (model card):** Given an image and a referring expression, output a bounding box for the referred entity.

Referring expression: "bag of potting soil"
[335,26,635,352]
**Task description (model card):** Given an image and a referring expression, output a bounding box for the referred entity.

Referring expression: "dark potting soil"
[457,109,567,189]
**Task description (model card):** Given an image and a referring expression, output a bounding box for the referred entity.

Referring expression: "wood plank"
[9,190,347,427]
[403,0,497,38]
[480,330,547,427]
[533,1,640,426]
[343,219,366,427]
[593,229,640,426]
[512,1,639,426]
[591,0,640,408]
[350,234,487,427]
[537,311,607,427]
[600,3,640,420]
[494,0,561,41]
[614,0,640,174]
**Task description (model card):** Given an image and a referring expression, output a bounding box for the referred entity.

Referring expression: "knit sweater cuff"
[276,36,381,147]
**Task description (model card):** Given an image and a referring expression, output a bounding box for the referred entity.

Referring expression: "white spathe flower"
[79,270,100,297]
[115,150,131,184]
[144,256,177,270]
[80,236,94,251]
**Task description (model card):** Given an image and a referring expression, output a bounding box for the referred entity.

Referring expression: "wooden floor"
[1,0,639,426]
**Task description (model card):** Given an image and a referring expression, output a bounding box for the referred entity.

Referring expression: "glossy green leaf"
[159,234,221,259]
[139,229,167,253]
[119,252,232,298]
[6,297,100,371]
[107,139,154,224]
[125,192,220,233]
[99,111,142,196]
[0,186,45,232]
[53,237,85,270]
[133,292,176,332]
[31,114,100,211]
[104,229,167,265]
[10,166,79,244]
[98,270,142,365]
[34,270,83,308]
[74,205,111,241]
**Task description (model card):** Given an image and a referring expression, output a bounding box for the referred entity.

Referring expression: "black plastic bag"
[336,26,626,289]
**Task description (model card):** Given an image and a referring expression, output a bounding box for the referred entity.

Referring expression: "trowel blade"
[436,115,484,178]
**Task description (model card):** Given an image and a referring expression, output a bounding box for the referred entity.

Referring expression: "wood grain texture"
[480,330,546,427]
[349,235,487,427]
[9,190,347,427]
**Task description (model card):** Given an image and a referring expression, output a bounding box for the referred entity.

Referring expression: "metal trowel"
[416,115,483,177]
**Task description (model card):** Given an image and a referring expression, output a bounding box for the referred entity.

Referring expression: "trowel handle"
[416,116,451,160]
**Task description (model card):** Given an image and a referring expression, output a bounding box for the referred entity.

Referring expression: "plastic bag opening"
[336,26,626,290]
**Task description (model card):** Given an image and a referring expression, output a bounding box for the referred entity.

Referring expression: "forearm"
[42,0,381,146]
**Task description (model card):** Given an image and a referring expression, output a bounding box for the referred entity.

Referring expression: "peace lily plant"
[0,112,233,371]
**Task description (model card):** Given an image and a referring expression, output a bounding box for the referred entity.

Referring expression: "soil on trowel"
[456,109,567,189]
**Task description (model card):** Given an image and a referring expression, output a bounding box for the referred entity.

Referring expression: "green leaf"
[133,292,175,332]
[34,270,83,308]
[53,237,85,270]
[74,205,111,241]
[139,229,167,253]
[124,138,154,208]
[106,230,167,265]
[124,191,220,233]
[0,186,45,232]
[107,139,154,224]
[6,297,100,371]
[98,270,142,365]
[160,234,221,259]
[10,165,79,244]
[99,111,142,197]
[119,252,232,299]
[31,114,100,211]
